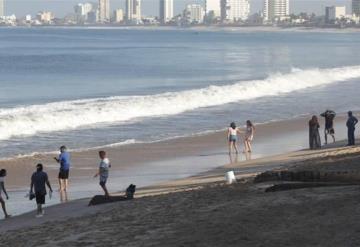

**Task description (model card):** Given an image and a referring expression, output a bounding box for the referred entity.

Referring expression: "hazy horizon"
[4,0,353,18]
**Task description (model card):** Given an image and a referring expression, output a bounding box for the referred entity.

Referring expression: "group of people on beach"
[227,120,255,154]
[0,146,112,218]
[309,110,359,150]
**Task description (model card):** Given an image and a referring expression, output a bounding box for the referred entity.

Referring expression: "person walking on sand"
[227,122,241,154]
[0,169,11,219]
[30,163,53,217]
[94,151,111,197]
[346,111,358,146]
[54,146,70,192]
[320,110,336,145]
[244,120,255,153]
[309,115,321,150]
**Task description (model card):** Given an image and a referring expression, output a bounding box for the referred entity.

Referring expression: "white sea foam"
[0,65,360,141]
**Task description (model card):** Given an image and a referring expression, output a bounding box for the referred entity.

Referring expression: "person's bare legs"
[101,184,110,197]
[233,141,239,154]
[36,204,43,216]
[228,142,233,154]
[331,134,335,143]
[0,198,10,218]
[58,178,63,192]
[64,179,68,192]
[247,140,252,153]
[324,130,328,145]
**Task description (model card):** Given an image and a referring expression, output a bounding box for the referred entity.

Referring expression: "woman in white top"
[227,122,241,154]
[0,169,10,219]
[244,120,255,153]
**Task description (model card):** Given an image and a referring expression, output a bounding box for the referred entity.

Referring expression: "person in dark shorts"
[0,169,11,219]
[320,110,336,145]
[30,164,53,217]
[54,146,71,192]
[346,111,358,146]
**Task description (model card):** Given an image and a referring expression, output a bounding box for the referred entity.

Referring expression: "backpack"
[126,184,136,199]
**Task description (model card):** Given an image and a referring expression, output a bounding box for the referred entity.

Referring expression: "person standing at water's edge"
[346,111,358,146]
[227,122,241,154]
[30,164,53,217]
[309,116,321,150]
[54,146,70,192]
[0,169,11,219]
[94,151,111,197]
[244,120,255,153]
[320,110,336,145]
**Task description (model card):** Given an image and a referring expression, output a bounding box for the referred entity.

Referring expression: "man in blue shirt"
[346,111,358,146]
[54,146,71,192]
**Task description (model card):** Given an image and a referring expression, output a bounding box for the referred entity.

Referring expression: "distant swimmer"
[320,110,336,145]
[227,122,242,154]
[244,120,255,153]
[30,164,53,217]
[54,146,71,192]
[94,151,111,198]
[309,115,321,150]
[346,111,358,146]
[0,169,11,219]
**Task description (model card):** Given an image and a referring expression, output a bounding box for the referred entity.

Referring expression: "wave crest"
[0,65,359,141]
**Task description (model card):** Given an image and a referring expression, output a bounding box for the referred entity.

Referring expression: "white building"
[325,6,346,23]
[0,0,4,16]
[221,0,250,23]
[74,3,94,22]
[98,0,110,22]
[126,0,141,23]
[25,15,32,22]
[206,0,221,18]
[263,0,289,22]
[159,0,173,24]
[353,0,360,16]
[37,11,54,24]
[184,4,205,24]
[113,8,124,23]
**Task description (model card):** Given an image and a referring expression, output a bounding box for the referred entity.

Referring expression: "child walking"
[94,151,111,197]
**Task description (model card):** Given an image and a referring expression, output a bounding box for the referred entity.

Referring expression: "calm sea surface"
[0,27,360,158]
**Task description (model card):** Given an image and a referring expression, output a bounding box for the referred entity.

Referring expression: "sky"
[4,0,353,18]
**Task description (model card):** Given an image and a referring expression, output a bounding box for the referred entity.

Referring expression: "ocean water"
[1,27,360,158]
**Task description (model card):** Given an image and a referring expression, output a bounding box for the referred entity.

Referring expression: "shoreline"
[0,112,353,217]
[1,136,360,242]
[3,25,360,33]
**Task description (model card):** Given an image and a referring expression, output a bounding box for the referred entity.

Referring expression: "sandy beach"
[1,113,360,246]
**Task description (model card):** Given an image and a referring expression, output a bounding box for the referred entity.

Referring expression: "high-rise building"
[98,0,110,22]
[0,0,4,16]
[113,9,124,23]
[221,0,250,22]
[263,0,289,22]
[184,4,205,24]
[353,0,360,16]
[74,3,94,22]
[206,0,221,18]
[126,0,141,23]
[159,0,173,24]
[325,6,346,23]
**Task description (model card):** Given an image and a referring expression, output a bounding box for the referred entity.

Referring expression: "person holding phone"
[54,145,71,192]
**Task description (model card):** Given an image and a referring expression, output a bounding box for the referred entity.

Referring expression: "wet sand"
[0,113,352,216]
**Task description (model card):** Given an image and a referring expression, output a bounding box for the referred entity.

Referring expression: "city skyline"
[2,0,354,18]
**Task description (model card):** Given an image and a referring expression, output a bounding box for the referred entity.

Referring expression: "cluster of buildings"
[1,0,360,27]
